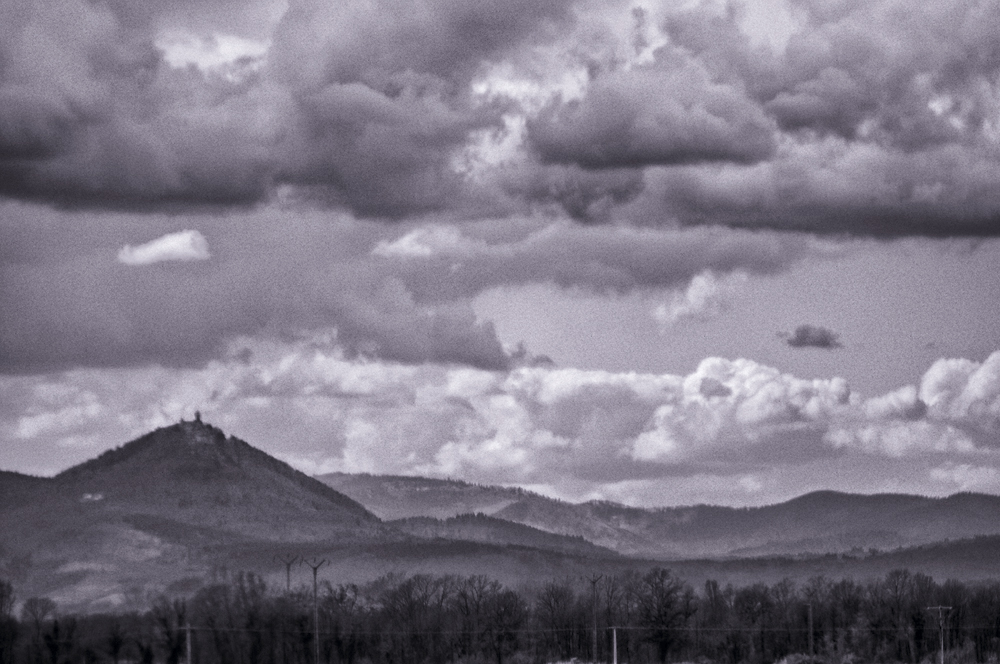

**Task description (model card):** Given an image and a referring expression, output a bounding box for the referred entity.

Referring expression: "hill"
[0,421,635,611]
[0,419,395,610]
[51,418,378,541]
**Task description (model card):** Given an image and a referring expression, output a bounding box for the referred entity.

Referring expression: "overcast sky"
[3,0,1000,507]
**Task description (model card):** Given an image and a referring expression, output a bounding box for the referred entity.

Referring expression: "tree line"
[3,567,1000,664]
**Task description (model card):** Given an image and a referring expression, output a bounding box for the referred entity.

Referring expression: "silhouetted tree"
[637,568,695,664]
[153,596,188,664]
[0,580,17,664]
[483,585,526,664]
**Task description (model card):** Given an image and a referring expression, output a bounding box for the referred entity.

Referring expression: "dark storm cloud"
[499,165,646,222]
[540,0,1000,236]
[5,0,1000,231]
[641,0,1000,236]
[266,0,577,85]
[0,0,578,216]
[263,0,582,216]
[784,324,843,350]
[0,0,282,210]
[273,83,496,217]
[527,57,776,168]
[642,143,1000,237]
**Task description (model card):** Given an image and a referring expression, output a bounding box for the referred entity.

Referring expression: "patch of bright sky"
[156,31,270,74]
[474,239,1000,398]
[732,0,801,53]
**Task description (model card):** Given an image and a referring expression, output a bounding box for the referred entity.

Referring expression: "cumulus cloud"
[783,324,843,349]
[117,229,211,265]
[920,352,1000,435]
[821,353,1000,457]
[3,339,999,504]
[863,385,927,421]
[652,270,747,328]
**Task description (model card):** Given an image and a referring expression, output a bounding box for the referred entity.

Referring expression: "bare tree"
[637,568,696,664]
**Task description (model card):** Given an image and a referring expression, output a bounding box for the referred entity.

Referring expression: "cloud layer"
[2,0,1000,235]
[4,334,999,505]
[0,203,818,373]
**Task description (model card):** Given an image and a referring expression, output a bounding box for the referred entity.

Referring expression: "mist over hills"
[5,420,1000,612]
[387,513,620,559]
[318,472,1000,559]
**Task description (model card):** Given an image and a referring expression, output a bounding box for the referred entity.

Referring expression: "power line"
[302,557,328,664]
[274,554,300,592]
[927,606,952,664]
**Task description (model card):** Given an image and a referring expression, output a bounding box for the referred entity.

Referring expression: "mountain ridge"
[7,423,1000,612]
[317,472,1000,559]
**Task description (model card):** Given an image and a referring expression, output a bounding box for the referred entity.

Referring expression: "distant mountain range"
[317,472,1000,559]
[4,420,1000,612]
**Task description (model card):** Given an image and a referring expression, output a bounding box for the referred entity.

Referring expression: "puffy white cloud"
[822,355,1000,457]
[156,32,269,75]
[825,421,976,458]
[631,357,853,463]
[371,226,479,258]
[920,352,1000,433]
[118,229,211,265]
[863,384,926,420]
[652,270,748,328]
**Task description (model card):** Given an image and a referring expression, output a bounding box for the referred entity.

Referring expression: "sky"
[2,0,1000,508]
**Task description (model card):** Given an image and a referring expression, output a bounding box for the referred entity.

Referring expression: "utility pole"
[186,620,192,664]
[927,606,952,664]
[807,603,814,658]
[275,554,300,592]
[303,558,329,664]
[587,574,603,663]
[611,626,618,664]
